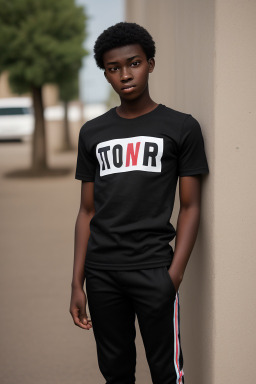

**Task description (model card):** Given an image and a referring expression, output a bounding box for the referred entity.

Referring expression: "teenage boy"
[70,22,209,384]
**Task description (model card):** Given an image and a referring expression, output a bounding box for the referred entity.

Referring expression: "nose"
[120,66,133,82]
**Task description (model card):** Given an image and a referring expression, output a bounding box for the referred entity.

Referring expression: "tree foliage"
[0,0,88,92]
[0,0,88,173]
[59,73,79,103]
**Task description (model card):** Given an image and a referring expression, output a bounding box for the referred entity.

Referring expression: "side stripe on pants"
[173,292,185,383]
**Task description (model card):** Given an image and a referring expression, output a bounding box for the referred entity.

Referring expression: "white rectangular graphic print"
[96,136,164,177]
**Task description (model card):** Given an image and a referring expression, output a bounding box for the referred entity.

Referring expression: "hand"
[167,268,183,293]
[69,286,92,330]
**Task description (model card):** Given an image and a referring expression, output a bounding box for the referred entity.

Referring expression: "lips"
[121,85,136,93]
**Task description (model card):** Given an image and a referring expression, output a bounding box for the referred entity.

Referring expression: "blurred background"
[0,1,255,384]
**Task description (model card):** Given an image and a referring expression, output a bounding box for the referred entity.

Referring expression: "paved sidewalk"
[0,141,149,384]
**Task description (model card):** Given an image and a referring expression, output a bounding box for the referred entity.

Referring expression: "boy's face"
[103,44,155,101]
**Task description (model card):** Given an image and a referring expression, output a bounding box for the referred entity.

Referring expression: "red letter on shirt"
[126,142,141,167]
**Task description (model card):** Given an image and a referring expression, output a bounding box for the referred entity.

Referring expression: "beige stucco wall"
[126,1,256,383]
[214,0,256,381]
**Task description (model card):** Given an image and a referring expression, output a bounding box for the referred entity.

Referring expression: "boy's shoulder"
[161,104,198,126]
[79,104,200,138]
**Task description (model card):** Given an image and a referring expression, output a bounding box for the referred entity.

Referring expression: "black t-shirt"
[75,104,209,270]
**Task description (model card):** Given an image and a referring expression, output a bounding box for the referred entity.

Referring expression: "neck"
[117,87,158,118]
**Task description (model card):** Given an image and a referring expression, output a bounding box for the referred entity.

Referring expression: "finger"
[86,318,93,327]
[74,315,91,329]
[80,312,93,326]
[71,308,90,329]
[80,313,93,328]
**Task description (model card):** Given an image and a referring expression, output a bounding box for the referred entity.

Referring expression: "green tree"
[0,0,88,173]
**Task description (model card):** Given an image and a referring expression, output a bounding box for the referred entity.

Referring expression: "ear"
[148,58,155,73]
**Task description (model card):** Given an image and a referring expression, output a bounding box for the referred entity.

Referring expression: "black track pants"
[85,266,185,384]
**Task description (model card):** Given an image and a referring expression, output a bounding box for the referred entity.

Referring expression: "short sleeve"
[178,115,209,176]
[75,127,96,181]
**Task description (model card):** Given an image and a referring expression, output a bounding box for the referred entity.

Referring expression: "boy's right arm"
[69,181,95,330]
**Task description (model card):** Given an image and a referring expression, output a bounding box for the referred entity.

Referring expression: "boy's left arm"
[168,175,202,292]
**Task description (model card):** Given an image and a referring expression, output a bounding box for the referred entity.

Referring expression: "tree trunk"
[62,100,73,150]
[31,86,48,171]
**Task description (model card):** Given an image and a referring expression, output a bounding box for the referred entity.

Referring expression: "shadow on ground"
[4,167,73,179]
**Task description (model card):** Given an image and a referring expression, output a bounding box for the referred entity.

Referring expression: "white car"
[0,97,34,141]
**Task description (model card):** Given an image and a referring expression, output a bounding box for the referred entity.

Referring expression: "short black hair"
[94,22,156,70]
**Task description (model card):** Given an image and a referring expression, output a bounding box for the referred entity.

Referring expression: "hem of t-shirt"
[75,173,95,182]
[84,258,173,271]
[178,167,209,177]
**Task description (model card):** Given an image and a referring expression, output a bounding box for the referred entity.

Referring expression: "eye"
[108,67,119,72]
[131,61,140,67]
